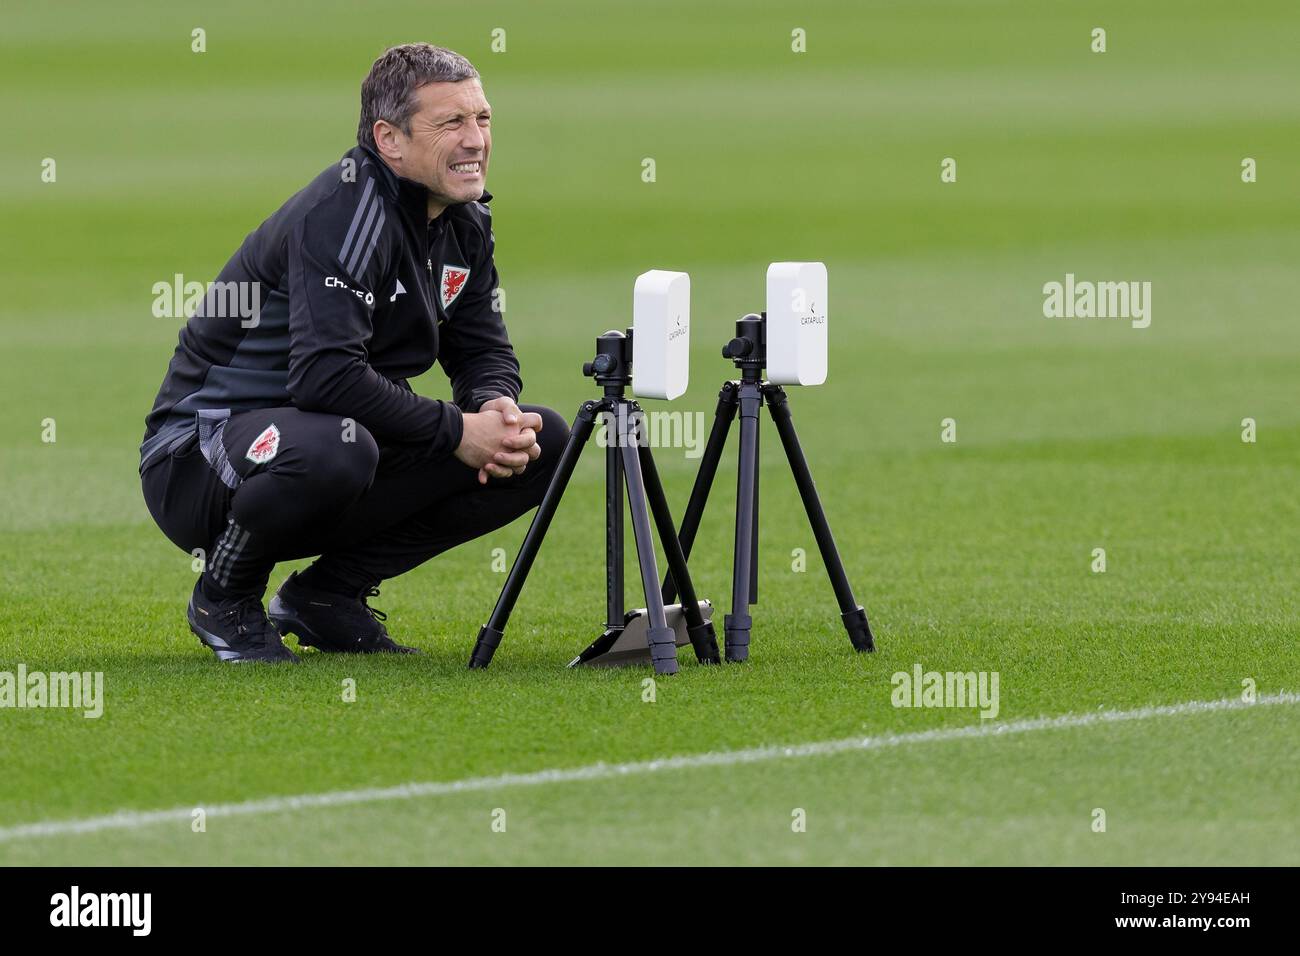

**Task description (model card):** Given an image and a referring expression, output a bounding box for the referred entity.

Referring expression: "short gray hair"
[358,43,480,150]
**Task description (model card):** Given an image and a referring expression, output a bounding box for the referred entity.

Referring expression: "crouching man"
[140,43,566,662]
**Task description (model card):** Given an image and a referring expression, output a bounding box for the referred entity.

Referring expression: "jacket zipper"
[427,219,440,287]
[427,219,443,322]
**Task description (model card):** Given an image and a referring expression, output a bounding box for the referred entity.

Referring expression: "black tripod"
[661,312,876,662]
[468,330,721,675]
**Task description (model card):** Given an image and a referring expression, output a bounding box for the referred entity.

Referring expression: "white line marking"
[1,691,1293,843]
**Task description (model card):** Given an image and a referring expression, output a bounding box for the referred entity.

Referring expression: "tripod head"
[721,313,767,380]
[583,328,634,395]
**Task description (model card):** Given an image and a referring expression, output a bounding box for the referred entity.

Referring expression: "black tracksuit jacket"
[140,144,521,470]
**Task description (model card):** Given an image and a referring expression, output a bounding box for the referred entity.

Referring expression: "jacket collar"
[357,144,493,223]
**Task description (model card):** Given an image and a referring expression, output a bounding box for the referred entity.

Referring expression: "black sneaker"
[268,572,419,654]
[188,580,300,663]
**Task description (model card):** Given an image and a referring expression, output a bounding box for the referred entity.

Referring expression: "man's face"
[387,78,491,214]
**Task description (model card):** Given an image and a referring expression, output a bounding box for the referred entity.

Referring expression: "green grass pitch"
[1,0,1297,865]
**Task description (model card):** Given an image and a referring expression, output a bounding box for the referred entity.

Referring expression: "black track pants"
[141,404,569,598]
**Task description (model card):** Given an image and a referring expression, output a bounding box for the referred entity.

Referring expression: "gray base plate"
[569,600,713,668]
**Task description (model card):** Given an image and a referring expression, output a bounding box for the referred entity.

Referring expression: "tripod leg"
[468,401,601,669]
[637,442,721,664]
[662,382,738,604]
[750,411,760,603]
[764,387,875,652]
[620,412,679,675]
[605,417,624,632]
[725,381,763,662]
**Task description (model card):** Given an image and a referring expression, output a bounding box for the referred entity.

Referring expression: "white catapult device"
[469,270,719,675]
[764,260,828,386]
[631,269,691,401]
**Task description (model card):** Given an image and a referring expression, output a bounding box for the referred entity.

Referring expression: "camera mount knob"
[723,337,752,359]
